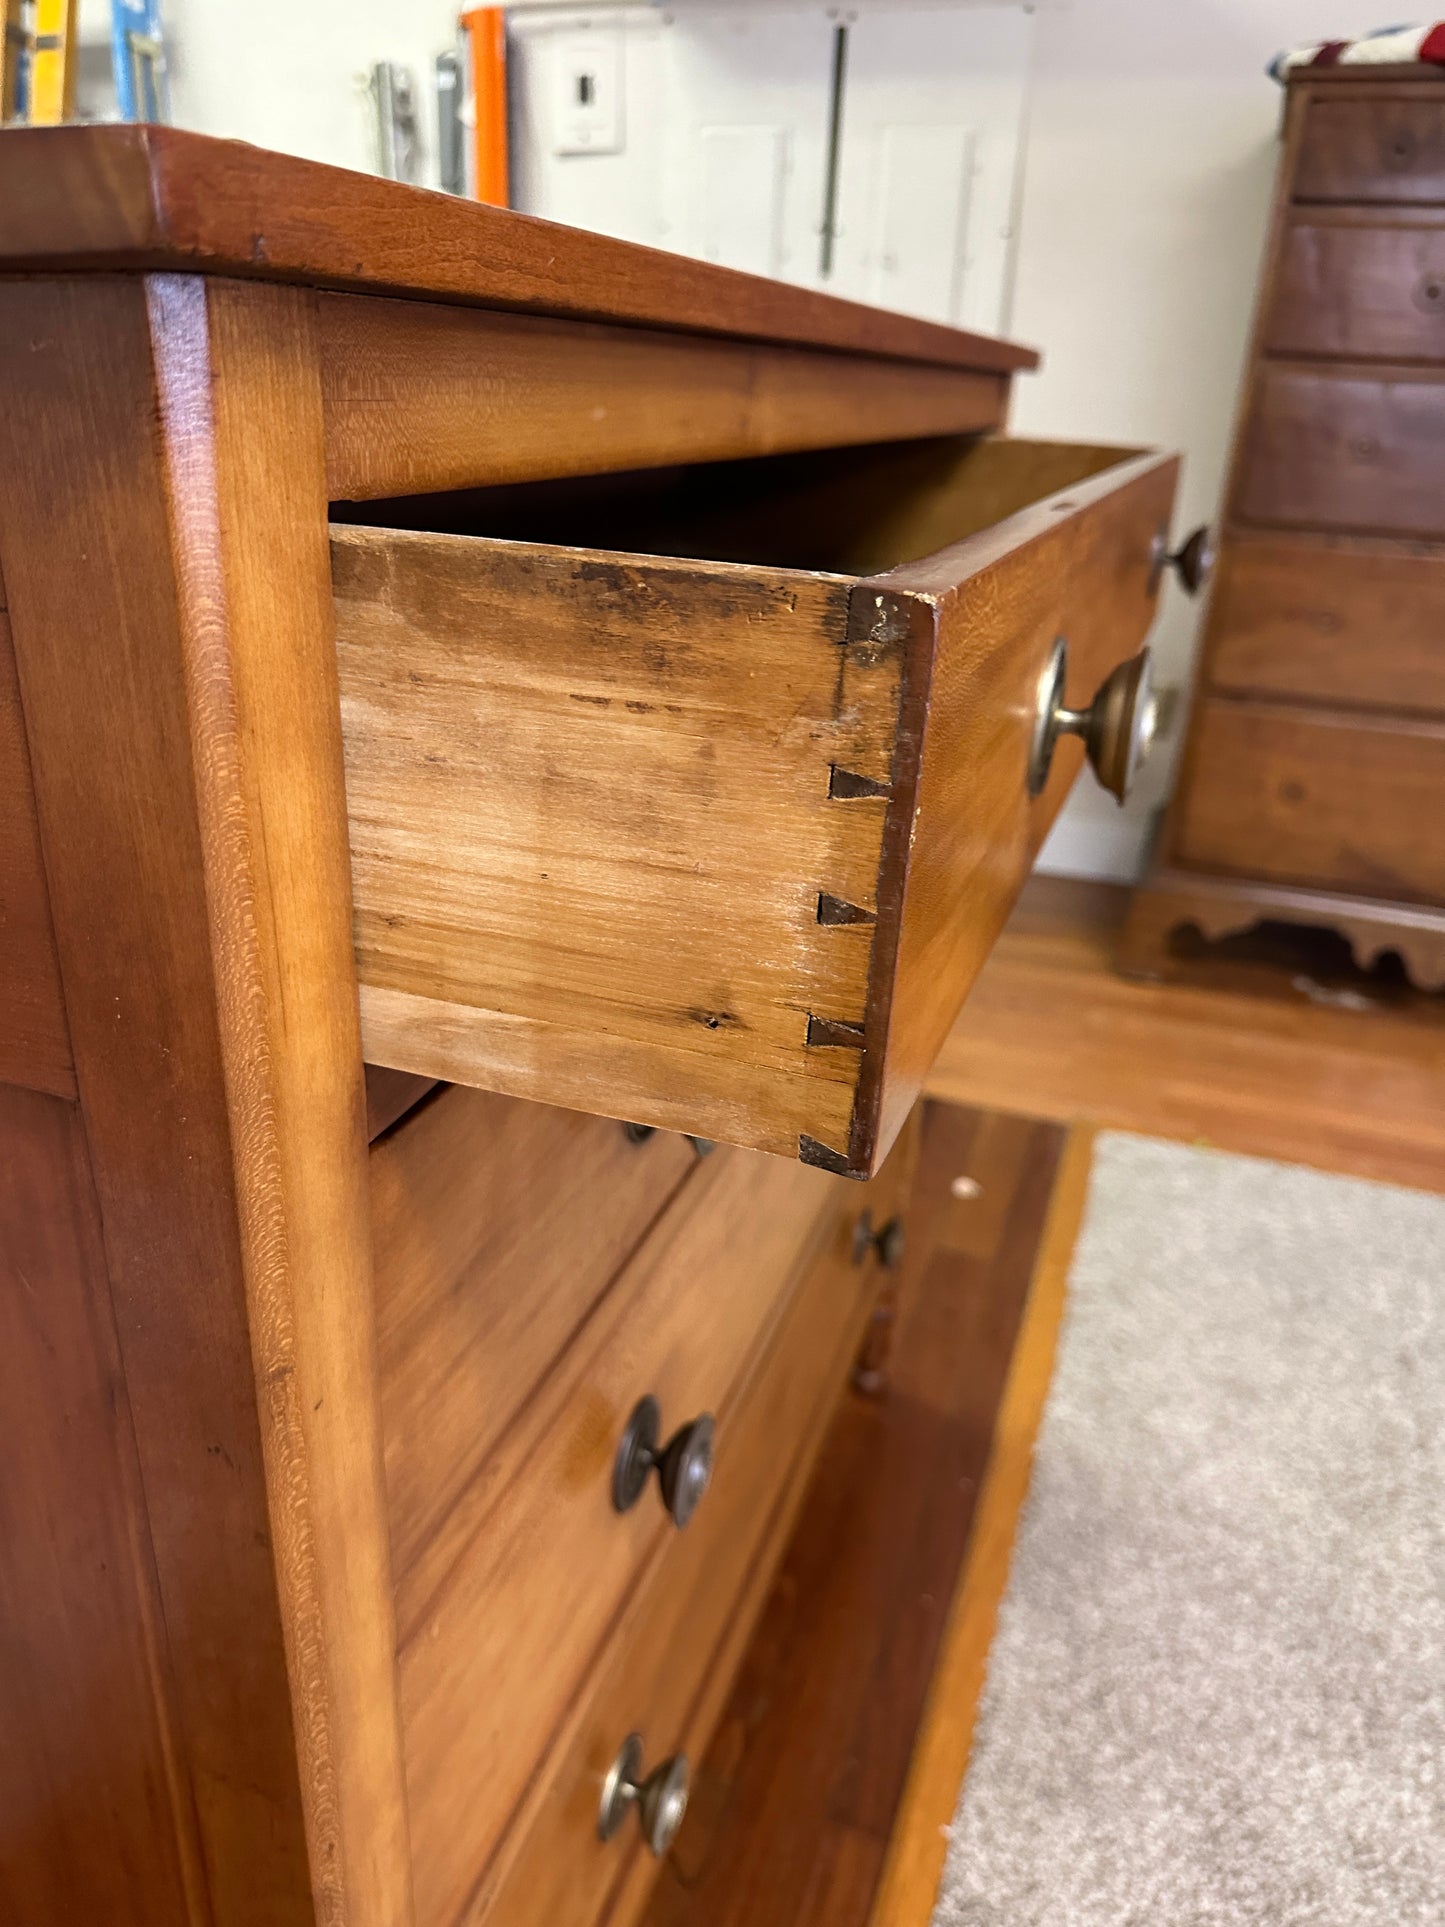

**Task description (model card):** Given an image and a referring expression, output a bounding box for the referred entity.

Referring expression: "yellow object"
[25,0,77,124]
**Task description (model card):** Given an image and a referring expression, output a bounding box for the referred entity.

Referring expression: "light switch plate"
[551,30,625,156]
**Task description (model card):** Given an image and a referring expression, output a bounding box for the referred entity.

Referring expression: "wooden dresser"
[1125,63,1445,986]
[0,127,1188,1926]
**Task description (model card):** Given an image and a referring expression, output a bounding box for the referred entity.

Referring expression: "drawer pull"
[612,1395,715,1528]
[598,1732,690,1856]
[1028,638,1158,805]
[1151,522,1215,596]
[850,1209,907,1271]
[623,1122,715,1158]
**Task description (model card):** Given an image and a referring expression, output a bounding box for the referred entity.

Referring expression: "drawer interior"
[331,432,1137,578]
[334,433,1175,1179]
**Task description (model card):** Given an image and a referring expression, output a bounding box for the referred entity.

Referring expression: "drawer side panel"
[336,528,899,1161]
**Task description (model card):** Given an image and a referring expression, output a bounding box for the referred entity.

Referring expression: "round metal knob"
[1151,523,1215,596]
[623,1123,714,1157]
[612,1395,715,1528]
[598,1732,690,1855]
[850,1208,906,1270]
[874,1215,906,1271]
[1028,638,1158,805]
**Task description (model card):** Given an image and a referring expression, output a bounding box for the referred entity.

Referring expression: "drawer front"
[473,1117,920,1927]
[371,1086,695,1580]
[399,1142,839,1927]
[1238,364,1445,538]
[1268,219,1445,361]
[1207,535,1445,715]
[336,438,1177,1178]
[1294,97,1445,205]
[1176,699,1445,903]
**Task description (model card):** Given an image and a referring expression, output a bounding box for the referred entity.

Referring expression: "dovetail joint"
[817,892,877,928]
[806,1014,866,1049]
[829,765,892,801]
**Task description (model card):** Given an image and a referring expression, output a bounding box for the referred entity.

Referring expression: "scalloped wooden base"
[1120,869,1445,992]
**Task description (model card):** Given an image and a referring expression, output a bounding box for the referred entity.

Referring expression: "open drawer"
[334,435,1181,1177]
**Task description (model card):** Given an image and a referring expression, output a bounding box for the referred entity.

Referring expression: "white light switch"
[551,30,624,157]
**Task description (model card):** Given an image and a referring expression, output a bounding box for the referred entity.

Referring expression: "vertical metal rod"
[819,20,848,279]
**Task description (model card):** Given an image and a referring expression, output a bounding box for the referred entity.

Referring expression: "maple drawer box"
[336,434,1179,1179]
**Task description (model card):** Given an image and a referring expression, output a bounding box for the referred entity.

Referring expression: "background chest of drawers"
[0,126,1187,1924]
[1124,63,1445,986]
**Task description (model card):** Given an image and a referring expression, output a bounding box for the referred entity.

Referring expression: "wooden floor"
[639,1104,1065,1927]
[929,875,1445,1194]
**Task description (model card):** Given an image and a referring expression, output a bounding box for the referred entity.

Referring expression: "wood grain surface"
[1121,868,1445,995]
[869,1124,1091,1927]
[1294,92,1445,205]
[0,1082,203,1925]
[1205,532,1445,715]
[372,1087,695,1580]
[1268,214,1445,361]
[1237,363,1445,537]
[937,875,1445,1192]
[397,1142,836,1927]
[0,124,1038,374]
[1176,698,1445,902]
[339,443,1175,1178]
[638,1104,1058,1927]
[320,294,1009,502]
[0,585,72,1098]
[482,1123,917,1927]
[336,526,888,1165]
[857,451,1178,1167]
[0,275,413,1924]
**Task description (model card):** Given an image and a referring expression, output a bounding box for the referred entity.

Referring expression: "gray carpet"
[933,1134,1445,1927]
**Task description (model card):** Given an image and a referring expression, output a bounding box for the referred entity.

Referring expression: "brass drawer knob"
[850,1208,906,1270]
[1028,638,1158,805]
[598,1732,690,1855]
[612,1395,715,1528]
[1151,522,1215,596]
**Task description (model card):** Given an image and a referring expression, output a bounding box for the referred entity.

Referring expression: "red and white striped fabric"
[1271,21,1445,80]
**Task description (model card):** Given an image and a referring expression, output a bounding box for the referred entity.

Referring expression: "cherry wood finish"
[1133,67,1445,984]
[487,1118,919,1927]
[1269,214,1445,361]
[1206,533,1445,714]
[1176,699,1445,903]
[0,125,1037,375]
[0,124,1162,1927]
[637,1105,1063,1927]
[1122,869,1445,996]
[0,274,413,1925]
[0,588,72,1099]
[1294,93,1445,205]
[319,294,1009,503]
[0,1082,200,1924]
[363,1064,438,1141]
[337,444,1177,1177]
[398,1142,837,1927]
[946,876,1445,1192]
[1238,362,1445,538]
[371,1089,695,1580]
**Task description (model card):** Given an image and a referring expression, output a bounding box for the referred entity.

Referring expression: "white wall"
[76,0,463,187]
[1018,1,1391,881]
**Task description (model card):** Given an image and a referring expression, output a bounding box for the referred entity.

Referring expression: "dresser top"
[0,124,1037,375]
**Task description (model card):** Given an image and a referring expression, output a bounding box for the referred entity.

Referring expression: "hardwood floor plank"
[928,876,1445,1192]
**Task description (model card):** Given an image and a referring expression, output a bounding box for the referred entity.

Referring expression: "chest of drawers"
[0,125,1186,1924]
[1124,63,1445,986]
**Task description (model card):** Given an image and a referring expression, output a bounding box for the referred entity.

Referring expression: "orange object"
[462,7,508,207]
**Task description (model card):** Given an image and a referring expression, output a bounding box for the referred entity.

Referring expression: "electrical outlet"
[550,29,624,156]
